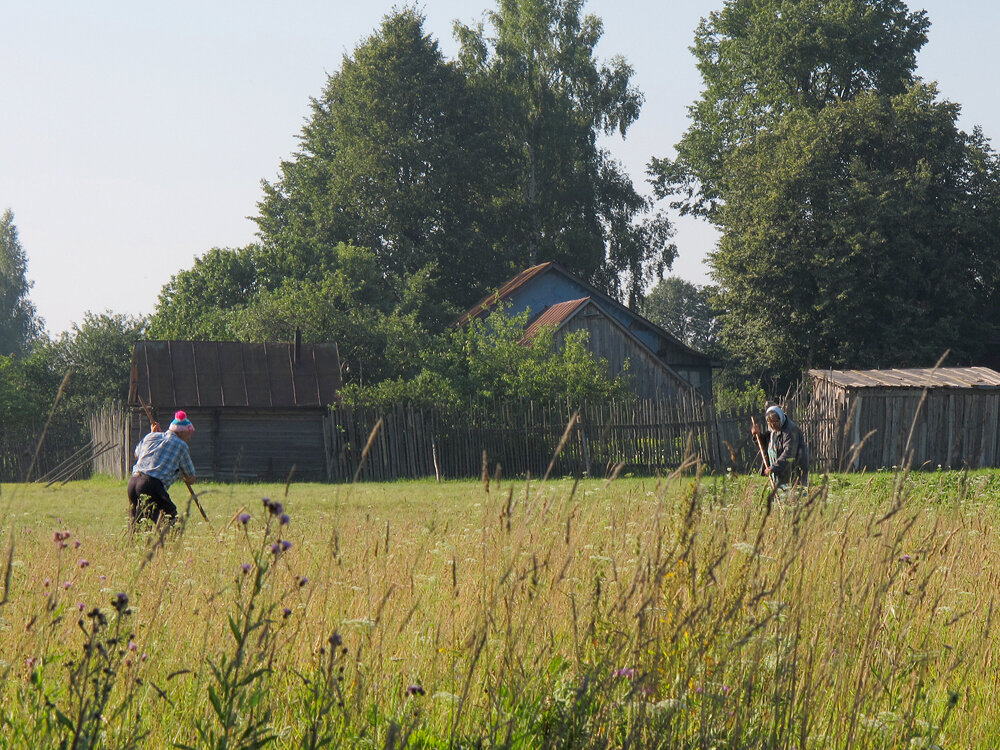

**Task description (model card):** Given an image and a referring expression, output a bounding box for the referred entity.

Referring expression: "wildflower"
[298,576,308,587]
[241,563,252,574]
[283,607,292,619]
[24,657,36,670]
[79,559,89,568]
[281,540,292,551]
[270,543,282,555]
[280,514,290,526]
[63,582,71,590]
[613,667,636,680]
[43,578,50,587]
[329,632,343,648]
[900,554,913,563]
[406,684,426,697]
[238,512,251,525]
[77,602,85,612]
[112,592,130,614]
[73,540,81,549]
[129,640,138,652]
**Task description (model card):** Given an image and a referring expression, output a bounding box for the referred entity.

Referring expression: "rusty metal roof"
[129,340,342,409]
[809,367,1000,390]
[522,297,591,340]
[456,262,554,325]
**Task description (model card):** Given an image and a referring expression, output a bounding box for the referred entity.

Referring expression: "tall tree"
[255,9,506,308]
[649,0,1000,380]
[651,0,930,217]
[456,0,674,304]
[711,86,1000,378]
[642,276,720,354]
[0,209,42,355]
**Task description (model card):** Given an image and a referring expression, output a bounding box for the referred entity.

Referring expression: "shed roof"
[522,297,591,340]
[129,340,342,410]
[809,367,1000,390]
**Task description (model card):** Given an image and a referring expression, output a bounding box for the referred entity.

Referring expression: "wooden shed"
[808,367,1000,470]
[125,339,341,481]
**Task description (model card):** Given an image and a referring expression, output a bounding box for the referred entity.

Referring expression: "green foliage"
[0,209,42,356]
[650,0,1000,381]
[641,276,720,354]
[713,379,767,413]
[58,312,148,409]
[652,0,930,216]
[255,9,507,310]
[456,0,673,304]
[711,84,1000,379]
[341,306,630,408]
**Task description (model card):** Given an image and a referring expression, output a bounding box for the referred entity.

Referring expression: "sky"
[2,1,998,335]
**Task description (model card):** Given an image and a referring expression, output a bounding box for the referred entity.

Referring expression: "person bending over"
[127,410,197,527]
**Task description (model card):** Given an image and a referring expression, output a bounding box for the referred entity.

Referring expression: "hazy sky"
[2,1,997,335]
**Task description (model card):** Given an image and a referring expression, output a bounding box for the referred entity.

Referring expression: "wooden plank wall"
[809,381,1000,470]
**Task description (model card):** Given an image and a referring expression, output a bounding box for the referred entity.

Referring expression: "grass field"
[1,468,999,748]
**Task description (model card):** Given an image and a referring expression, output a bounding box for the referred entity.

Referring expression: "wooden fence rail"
[324,396,842,482]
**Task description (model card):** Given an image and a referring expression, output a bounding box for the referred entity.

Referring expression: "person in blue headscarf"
[750,404,809,488]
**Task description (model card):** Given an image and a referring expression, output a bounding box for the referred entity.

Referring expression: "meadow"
[1,467,999,748]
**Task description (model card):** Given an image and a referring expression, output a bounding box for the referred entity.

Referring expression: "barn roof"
[129,340,342,410]
[809,367,1000,390]
[456,262,710,364]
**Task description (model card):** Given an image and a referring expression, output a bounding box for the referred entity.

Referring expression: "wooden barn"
[121,339,341,481]
[460,263,715,398]
[521,297,694,399]
[808,367,1000,470]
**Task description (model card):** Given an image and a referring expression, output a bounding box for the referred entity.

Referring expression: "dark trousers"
[127,473,178,526]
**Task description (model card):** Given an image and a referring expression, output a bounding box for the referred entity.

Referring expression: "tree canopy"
[0,209,42,356]
[650,0,1000,382]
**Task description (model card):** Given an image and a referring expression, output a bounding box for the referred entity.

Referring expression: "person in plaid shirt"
[127,410,197,527]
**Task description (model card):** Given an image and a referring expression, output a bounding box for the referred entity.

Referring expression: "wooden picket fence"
[0,409,91,483]
[325,394,842,482]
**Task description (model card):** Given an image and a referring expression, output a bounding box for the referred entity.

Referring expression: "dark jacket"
[767,417,809,486]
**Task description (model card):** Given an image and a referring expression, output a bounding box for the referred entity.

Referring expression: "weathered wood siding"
[810,377,1000,469]
[124,407,328,481]
[553,313,687,400]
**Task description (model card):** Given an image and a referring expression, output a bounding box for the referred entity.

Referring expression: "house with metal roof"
[459,262,715,398]
[122,337,342,481]
[808,367,1000,470]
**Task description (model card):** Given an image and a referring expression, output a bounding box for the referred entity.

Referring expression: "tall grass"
[0,468,998,747]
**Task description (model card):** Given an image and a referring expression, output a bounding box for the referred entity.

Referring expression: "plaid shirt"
[132,431,195,489]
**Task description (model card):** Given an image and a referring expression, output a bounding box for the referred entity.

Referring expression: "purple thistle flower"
[63,582,71,590]
[77,602,85,612]
[612,667,636,680]
[112,592,130,613]
[129,640,138,652]
[79,559,89,568]
[241,563,252,574]
[283,607,292,619]
[281,540,292,551]
[238,512,251,525]
[280,514,290,526]
[270,543,282,555]
[74,540,81,549]
[298,576,308,587]
[406,684,426,697]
